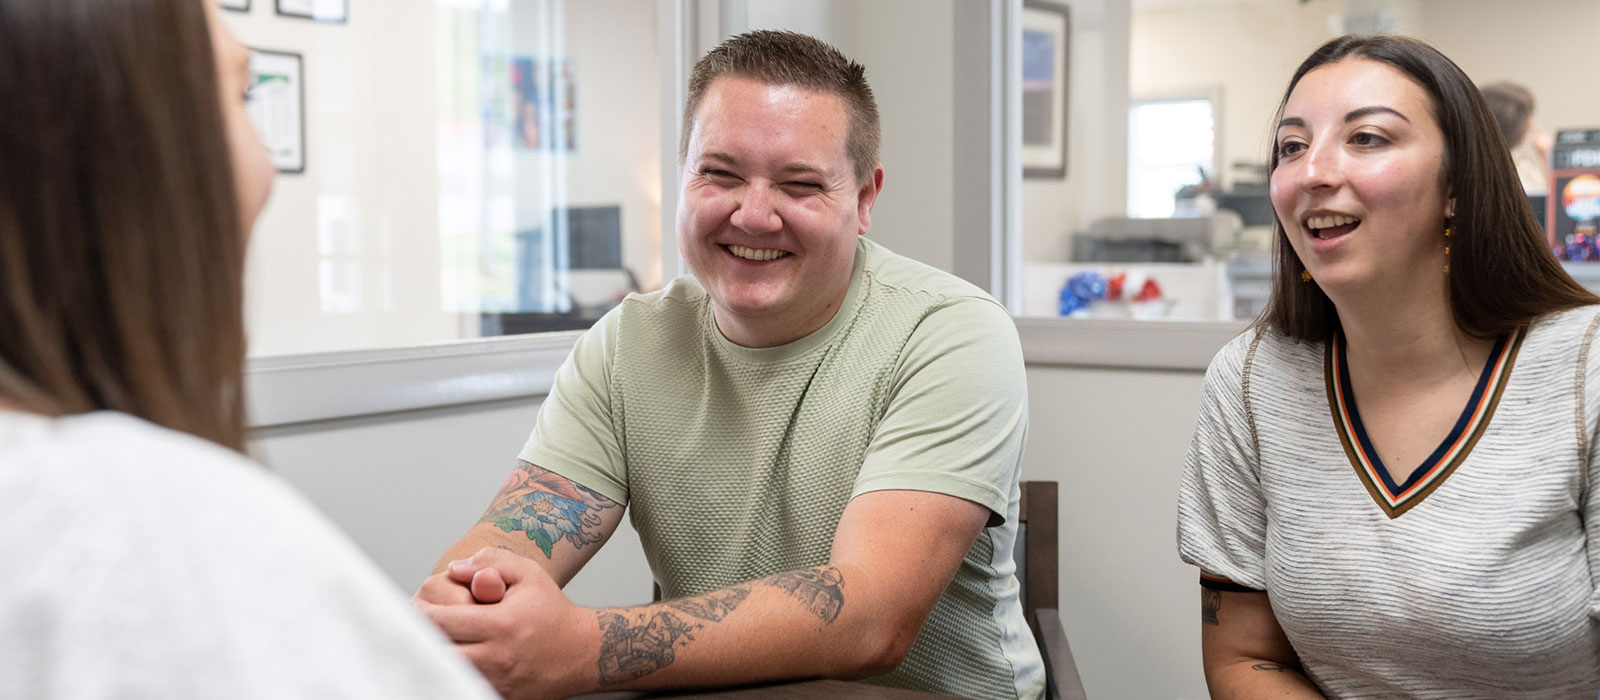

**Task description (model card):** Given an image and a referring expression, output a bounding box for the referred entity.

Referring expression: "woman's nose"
[1295,142,1341,191]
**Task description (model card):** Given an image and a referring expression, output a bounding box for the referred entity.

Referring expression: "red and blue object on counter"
[1059,271,1166,316]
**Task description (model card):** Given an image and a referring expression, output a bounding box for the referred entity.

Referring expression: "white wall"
[746,0,858,48]
[253,395,653,607]
[1408,0,1600,136]
[741,0,958,272]
[1021,364,1209,700]
[854,1,956,272]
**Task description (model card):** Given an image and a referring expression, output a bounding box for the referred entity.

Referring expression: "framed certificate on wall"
[276,0,347,23]
[247,49,306,174]
[1021,1,1070,179]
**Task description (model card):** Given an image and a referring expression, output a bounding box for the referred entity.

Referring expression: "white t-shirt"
[0,410,498,699]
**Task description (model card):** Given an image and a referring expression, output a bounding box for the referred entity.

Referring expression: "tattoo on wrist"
[596,610,696,686]
[1201,588,1220,626]
[1252,662,1292,673]
[663,586,750,622]
[764,567,845,623]
[480,461,619,558]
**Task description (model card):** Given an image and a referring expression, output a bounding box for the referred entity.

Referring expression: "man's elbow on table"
[825,605,925,679]
[819,490,992,680]
[849,627,919,678]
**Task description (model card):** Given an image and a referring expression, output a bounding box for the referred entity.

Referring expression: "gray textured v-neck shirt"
[1179,306,1600,698]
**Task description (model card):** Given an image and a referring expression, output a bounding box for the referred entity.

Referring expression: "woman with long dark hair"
[0,1,496,696]
[1178,34,1600,698]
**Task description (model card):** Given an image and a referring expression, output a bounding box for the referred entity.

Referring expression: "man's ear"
[857,164,885,236]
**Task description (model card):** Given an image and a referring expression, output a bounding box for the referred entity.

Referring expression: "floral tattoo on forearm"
[479,460,618,558]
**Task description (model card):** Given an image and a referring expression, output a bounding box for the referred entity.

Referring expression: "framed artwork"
[218,0,250,12]
[276,0,348,23]
[246,49,306,174]
[1021,1,1070,179]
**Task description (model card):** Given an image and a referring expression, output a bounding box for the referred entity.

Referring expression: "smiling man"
[416,31,1043,700]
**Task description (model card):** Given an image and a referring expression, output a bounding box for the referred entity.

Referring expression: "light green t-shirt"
[522,237,1044,700]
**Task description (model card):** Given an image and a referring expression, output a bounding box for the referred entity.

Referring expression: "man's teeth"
[1307,214,1359,230]
[728,245,789,261]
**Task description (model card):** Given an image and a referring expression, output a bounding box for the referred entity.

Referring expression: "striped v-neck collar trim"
[1324,328,1525,519]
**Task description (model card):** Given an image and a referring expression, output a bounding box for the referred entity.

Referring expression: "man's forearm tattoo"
[1201,588,1221,626]
[1252,662,1292,672]
[480,460,619,558]
[592,570,842,686]
[764,566,846,623]
[596,610,696,686]
[663,586,750,622]
[594,586,751,686]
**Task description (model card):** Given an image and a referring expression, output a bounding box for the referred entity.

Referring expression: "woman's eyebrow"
[1345,105,1409,124]
[1278,105,1411,131]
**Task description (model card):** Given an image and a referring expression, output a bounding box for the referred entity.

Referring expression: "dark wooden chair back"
[1018,480,1088,700]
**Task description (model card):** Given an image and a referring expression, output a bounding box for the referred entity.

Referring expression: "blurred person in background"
[1481,81,1552,196]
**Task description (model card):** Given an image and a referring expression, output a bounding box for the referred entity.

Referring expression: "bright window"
[1126,98,1215,219]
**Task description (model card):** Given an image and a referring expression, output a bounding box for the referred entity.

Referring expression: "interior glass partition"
[224,0,663,356]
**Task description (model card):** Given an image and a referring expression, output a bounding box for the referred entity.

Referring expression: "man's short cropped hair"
[680,30,881,183]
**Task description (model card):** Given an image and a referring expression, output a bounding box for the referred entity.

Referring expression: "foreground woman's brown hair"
[0,0,248,449]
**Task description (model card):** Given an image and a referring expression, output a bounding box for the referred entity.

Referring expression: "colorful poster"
[511,56,577,152]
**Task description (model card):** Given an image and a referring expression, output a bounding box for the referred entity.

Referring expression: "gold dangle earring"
[1443,221,1454,275]
[1301,269,1312,283]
